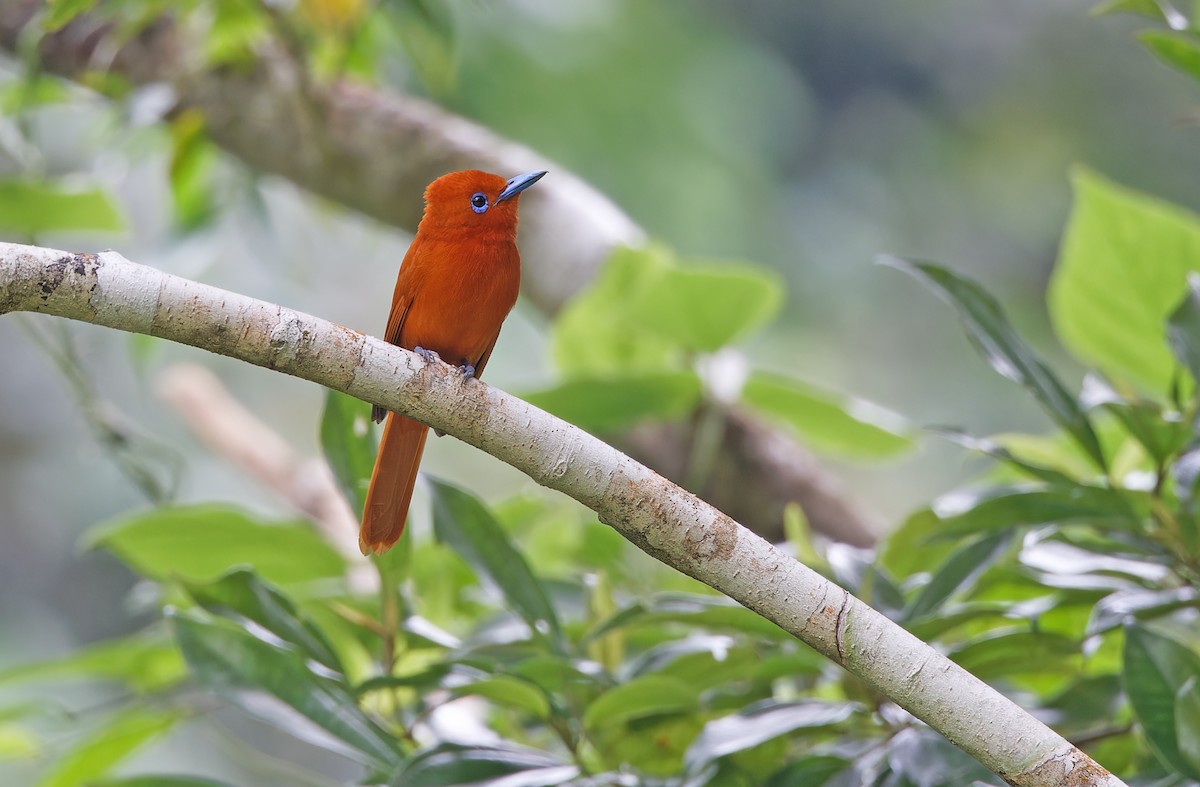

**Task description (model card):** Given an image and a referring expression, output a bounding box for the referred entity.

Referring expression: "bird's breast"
[400,235,521,366]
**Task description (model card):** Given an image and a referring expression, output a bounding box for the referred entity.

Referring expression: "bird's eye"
[470,193,489,213]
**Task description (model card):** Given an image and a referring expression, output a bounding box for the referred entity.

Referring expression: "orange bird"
[359,169,546,555]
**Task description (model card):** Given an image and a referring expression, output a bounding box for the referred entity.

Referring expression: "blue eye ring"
[470,193,489,213]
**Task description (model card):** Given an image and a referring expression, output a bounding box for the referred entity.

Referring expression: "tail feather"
[359,413,429,555]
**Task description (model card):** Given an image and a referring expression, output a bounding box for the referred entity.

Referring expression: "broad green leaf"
[1140,30,1200,82]
[765,756,850,787]
[1050,168,1200,393]
[551,245,784,375]
[1124,622,1200,778]
[742,372,913,458]
[934,486,1144,537]
[885,256,1105,469]
[1178,676,1200,775]
[1087,587,1200,636]
[932,428,1079,486]
[0,633,183,693]
[451,675,550,719]
[183,569,342,672]
[429,479,563,648]
[523,371,701,433]
[320,388,377,515]
[878,509,957,579]
[0,179,123,236]
[552,245,676,376]
[37,708,178,787]
[624,262,784,353]
[1096,399,1189,467]
[85,505,345,587]
[585,593,790,642]
[1169,273,1200,385]
[391,743,576,787]
[583,674,699,731]
[903,532,1013,622]
[172,610,399,768]
[949,631,1079,678]
[683,701,854,772]
[42,0,98,31]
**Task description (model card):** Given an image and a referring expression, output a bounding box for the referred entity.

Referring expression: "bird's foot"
[458,363,476,381]
[414,346,441,364]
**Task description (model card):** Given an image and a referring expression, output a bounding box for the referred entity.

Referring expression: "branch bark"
[0,1,880,547]
[0,242,1124,787]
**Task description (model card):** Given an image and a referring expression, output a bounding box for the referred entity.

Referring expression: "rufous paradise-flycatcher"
[359,169,546,555]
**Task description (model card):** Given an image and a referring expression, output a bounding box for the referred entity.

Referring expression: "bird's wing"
[373,289,414,424]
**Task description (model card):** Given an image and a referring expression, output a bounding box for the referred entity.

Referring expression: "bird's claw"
[414,346,441,364]
[458,363,476,381]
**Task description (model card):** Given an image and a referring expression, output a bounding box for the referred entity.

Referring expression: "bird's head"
[420,169,547,234]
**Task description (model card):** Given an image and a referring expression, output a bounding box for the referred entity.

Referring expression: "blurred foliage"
[5,0,1200,786]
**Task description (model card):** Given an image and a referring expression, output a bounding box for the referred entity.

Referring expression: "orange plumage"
[359,169,546,556]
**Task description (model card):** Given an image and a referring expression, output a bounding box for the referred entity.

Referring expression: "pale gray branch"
[0,242,1124,787]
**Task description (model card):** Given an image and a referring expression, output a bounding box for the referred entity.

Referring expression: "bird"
[359,169,547,556]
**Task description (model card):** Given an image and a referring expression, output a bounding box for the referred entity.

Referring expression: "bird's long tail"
[360,413,429,555]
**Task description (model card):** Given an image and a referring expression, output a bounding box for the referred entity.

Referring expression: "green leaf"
[765,756,850,787]
[903,532,1013,622]
[172,610,399,768]
[684,701,854,772]
[320,388,377,516]
[1124,622,1200,778]
[583,674,699,731]
[42,0,98,31]
[37,708,178,787]
[183,569,343,672]
[428,479,563,648]
[585,593,790,642]
[1082,378,1191,465]
[1169,273,1200,385]
[624,262,784,353]
[934,486,1144,537]
[552,246,677,377]
[168,110,218,231]
[1091,0,1188,26]
[1087,587,1200,636]
[85,505,345,587]
[451,675,550,719]
[743,372,913,458]
[932,428,1079,485]
[1177,676,1200,776]
[1140,30,1200,82]
[391,743,576,787]
[0,633,183,693]
[551,245,784,375]
[949,631,1079,678]
[523,372,701,433]
[0,179,123,236]
[1050,168,1200,392]
[884,256,1106,469]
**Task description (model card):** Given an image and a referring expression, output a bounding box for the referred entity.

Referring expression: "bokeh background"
[0,0,1196,746]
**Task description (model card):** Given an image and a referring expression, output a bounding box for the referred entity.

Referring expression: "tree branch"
[0,1,879,547]
[0,242,1124,786]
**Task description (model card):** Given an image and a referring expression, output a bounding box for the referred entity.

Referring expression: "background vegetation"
[3,0,1200,785]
